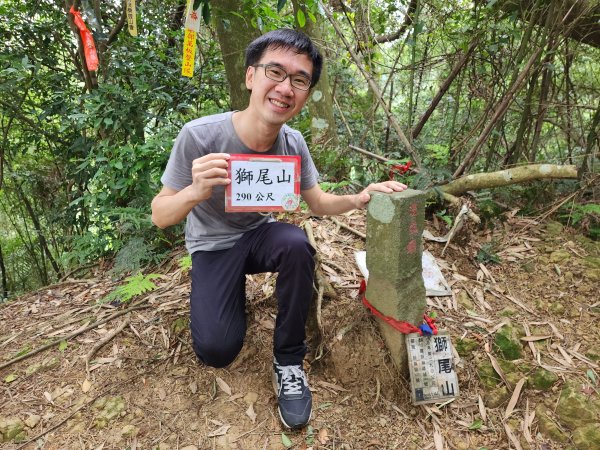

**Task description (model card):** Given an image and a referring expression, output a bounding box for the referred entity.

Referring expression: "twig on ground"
[59,263,99,282]
[372,376,381,408]
[85,319,130,372]
[442,204,470,256]
[441,192,481,224]
[0,303,151,371]
[329,216,366,239]
[230,419,268,443]
[15,372,144,449]
[303,220,325,360]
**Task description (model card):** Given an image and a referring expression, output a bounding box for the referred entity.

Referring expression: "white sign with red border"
[225,154,301,212]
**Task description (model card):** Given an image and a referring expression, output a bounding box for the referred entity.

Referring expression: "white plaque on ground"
[406,332,459,404]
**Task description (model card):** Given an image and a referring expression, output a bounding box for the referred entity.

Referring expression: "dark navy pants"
[189,222,315,368]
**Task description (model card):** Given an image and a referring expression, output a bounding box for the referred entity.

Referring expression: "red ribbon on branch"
[389,161,412,180]
[358,280,438,336]
[70,6,99,72]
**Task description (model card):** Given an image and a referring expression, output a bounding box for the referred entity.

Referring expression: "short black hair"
[245,29,323,88]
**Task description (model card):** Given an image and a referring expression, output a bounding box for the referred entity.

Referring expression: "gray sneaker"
[272,358,312,429]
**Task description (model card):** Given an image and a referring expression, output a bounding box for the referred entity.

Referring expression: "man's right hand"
[190,153,231,202]
[151,153,232,229]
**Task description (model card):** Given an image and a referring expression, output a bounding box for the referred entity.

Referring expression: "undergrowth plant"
[101,272,161,304]
[178,255,192,271]
[560,202,600,240]
[476,242,501,264]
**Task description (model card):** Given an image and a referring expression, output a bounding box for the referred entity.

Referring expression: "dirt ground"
[1,209,599,450]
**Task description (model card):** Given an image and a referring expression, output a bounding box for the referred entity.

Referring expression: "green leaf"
[101,272,161,304]
[14,346,31,358]
[281,432,293,448]
[305,425,315,445]
[193,0,202,10]
[297,9,306,27]
[469,419,483,430]
[58,340,68,352]
[587,369,597,385]
[4,374,18,383]
[178,255,192,270]
[277,0,287,12]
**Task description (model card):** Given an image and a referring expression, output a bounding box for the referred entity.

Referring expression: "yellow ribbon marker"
[126,0,137,36]
[181,28,197,77]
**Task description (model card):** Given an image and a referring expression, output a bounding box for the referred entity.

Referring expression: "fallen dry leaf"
[504,423,523,450]
[520,335,551,342]
[478,395,487,422]
[207,424,231,437]
[259,318,275,330]
[433,424,444,450]
[486,352,508,387]
[216,377,232,396]
[505,378,526,419]
[246,403,257,423]
[318,428,329,444]
[81,378,92,393]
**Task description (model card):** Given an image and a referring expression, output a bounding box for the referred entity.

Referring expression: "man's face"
[245,47,313,128]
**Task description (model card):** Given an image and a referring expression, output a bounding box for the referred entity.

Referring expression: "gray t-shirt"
[161,111,319,253]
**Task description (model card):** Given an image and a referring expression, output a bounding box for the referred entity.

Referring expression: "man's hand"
[355,181,407,209]
[190,153,231,202]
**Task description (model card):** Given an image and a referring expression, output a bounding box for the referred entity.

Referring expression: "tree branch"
[412,39,478,139]
[453,47,544,178]
[442,164,578,197]
[106,2,127,46]
[319,0,421,168]
[373,0,417,44]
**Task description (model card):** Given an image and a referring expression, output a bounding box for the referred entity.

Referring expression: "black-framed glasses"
[253,63,312,91]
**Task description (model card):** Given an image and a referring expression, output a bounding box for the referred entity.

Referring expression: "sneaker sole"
[272,371,312,429]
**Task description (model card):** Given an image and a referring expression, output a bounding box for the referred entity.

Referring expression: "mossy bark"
[213,0,260,111]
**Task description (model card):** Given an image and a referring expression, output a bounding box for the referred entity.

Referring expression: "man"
[151,29,406,429]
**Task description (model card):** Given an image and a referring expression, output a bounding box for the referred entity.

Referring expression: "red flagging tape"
[359,279,438,336]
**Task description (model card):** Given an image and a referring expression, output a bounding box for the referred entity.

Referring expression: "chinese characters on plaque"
[406,332,459,404]
[181,0,201,77]
[225,154,301,212]
[181,29,197,78]
[125,0,137,36]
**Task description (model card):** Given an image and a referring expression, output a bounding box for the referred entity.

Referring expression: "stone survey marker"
[365,189,458,404]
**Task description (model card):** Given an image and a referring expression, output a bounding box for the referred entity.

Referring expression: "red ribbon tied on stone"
[69,6,99,71]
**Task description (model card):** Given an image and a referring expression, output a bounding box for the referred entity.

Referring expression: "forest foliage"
[0,0,599,300]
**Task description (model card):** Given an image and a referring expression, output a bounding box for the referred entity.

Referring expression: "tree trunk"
[16,185,63,279]
[0,196,47,286]
[504,68,539,166]
[213,0,260,111]
[453,46,544,178]
[0,243,8,300]
[412,39,478,140]
[292,1,338,148]
[579,100,600,179]
[321,1,421,167]
[527,48,554,162]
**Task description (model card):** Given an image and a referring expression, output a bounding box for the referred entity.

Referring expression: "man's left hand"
[355,181,407,209]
